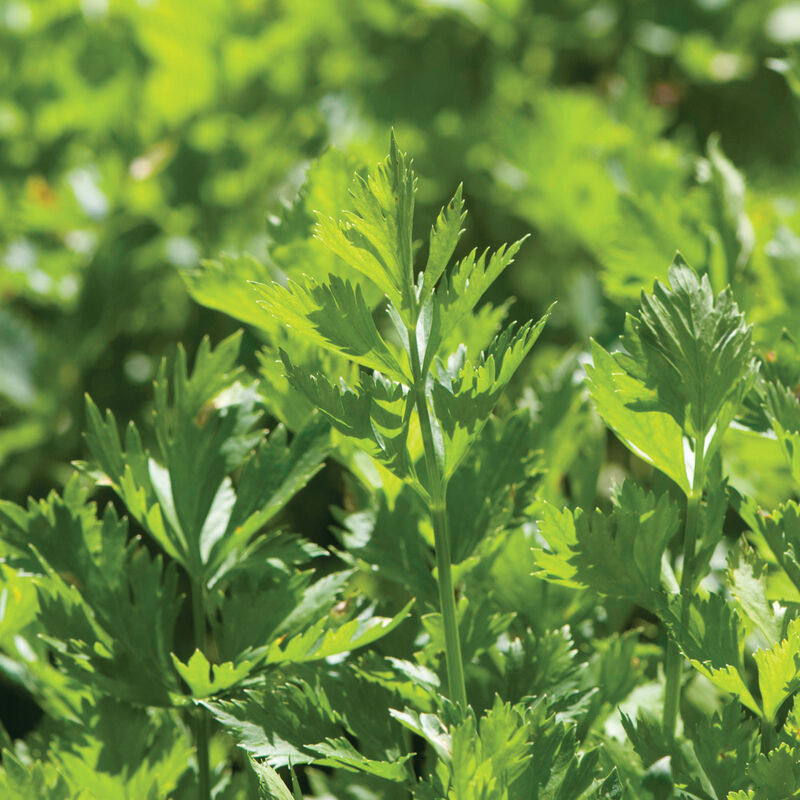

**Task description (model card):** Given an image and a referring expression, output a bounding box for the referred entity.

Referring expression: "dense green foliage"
[6,1,800,798]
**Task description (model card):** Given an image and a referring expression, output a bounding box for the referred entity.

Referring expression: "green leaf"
[600,192,704,305]
[753,617,800,722]
[421,596,515,669]
[334,486,435,603]
[432,237,528,350]
[309,738,413,784]
[0,490,182,706]
[389,707,452,764]
[533,482,680,609]
[250,758,297,800]
[281,356,411,477]
[449,699,531,799]
[210,569,344,665]
[761,366,800,487]
[170,649,254,699]
[51,699,192,799]
[83,334,329,587]
[267,148,374,293]
[249,601,412,665]
[253,274,409,383]
[446,410,542,564]
[0,751,74,800]
[83,332,256,576]
[658,592,759,714]
[752,501,800,599]
[746,744,800,799]
[727,544,783,644]
[513,709,617,800]
[585,341,690,494]
[616,256,755,446]
[419,183,467,305]
[205,679,341,767]
[687,702,757,800]
[205,414,330,583]
[706,135,754,281]
[430,314,550,479]
[182,252,275,329]
[315,132,416,322]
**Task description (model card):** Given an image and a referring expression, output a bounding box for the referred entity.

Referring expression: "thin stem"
[663,435,706,736]
[408,331,468,711]
[662,641,682,735]
[191,580,211,800]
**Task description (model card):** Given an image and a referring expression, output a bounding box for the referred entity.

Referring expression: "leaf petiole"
[663,432,706,736]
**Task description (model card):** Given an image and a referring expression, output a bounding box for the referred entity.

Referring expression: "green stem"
[408,333,468,711]
[761,717,777,754]
[192,580,211,800]
[663,434,705,736]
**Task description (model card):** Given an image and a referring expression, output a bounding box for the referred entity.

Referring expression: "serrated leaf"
[747,744,800,799]
[334,486,435,603]
[0,751,75,800]
[448,699,531,799]
[687,702,758,799]
[253,274,409,383]
[447,410,542,565]
[585,341,690,494]
[171,649,254,699]
[658,592,759,714]
[50,699,192,799]
[389,707,452,763]
[514,711,613,800]
[752,501,800,599]
[533,483,679,609]
[419,183,467,304]
[250,758,296,800]
[433,238,529,350]
[600,192,704,305]
[282,356,411,476]
[616,257,755,445]
[753,617,800,722]
[0,490,182,706]
[268,148,374,292]
[430,314,549,479]
[727,545,783,644]
[250,601,412,665]
[421,596,515,669]
[761,373,800,487]
[84,334,328,588]
[315,132,416,321]
[205,414,331,582]
[309,737,413,784]
[706,135,754,280]
[205,680,340,766]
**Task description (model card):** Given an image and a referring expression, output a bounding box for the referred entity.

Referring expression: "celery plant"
[535,259,757,736]
[0,334,407,799]
[252,135,550,710]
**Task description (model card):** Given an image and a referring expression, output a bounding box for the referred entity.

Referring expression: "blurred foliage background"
[4,0,800,504]
[4,0,800,755]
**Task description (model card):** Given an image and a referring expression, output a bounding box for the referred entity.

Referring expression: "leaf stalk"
[191,580,212,800]
[409,331,468,711]
[663,434,706,736]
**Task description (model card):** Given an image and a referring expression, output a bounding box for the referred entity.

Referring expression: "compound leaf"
[533,483,679,609]
[616,256,754,445]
